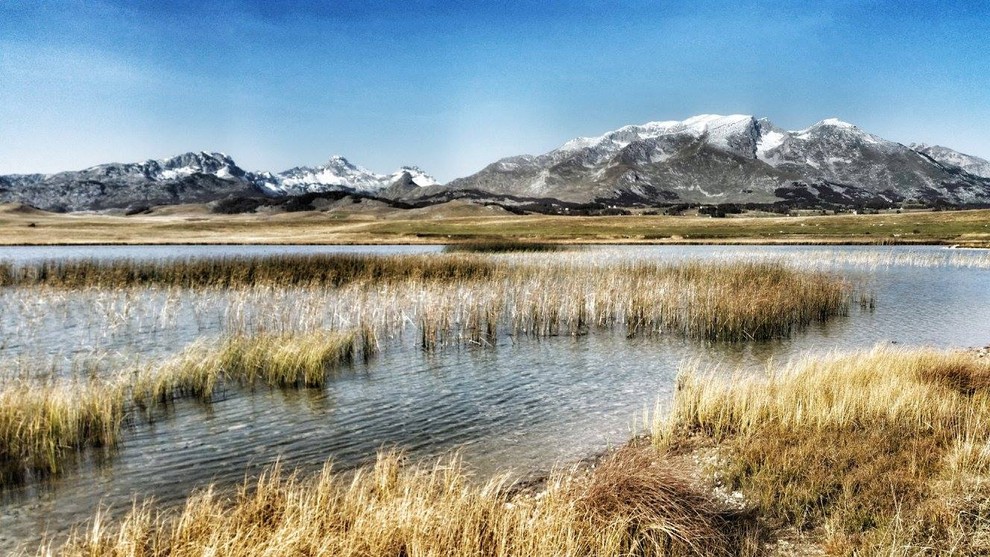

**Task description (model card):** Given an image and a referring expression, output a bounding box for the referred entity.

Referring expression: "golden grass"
[1,256,854,344]
[0,254,498,289]
[132,330,362,407]
[0,379,124,485]
[50,446,758,557]
[0,330,363,488]
[659,346,990,554]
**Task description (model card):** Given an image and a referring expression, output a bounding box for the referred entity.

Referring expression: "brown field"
[1,202,989,246]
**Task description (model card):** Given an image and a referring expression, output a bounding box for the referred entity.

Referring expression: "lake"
[1,244,989,552]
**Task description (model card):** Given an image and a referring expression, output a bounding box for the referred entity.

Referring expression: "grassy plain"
[1,203,989,246]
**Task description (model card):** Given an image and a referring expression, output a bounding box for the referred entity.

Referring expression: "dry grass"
[49,446,758,557]
[1,204,989,246]
[0,379,124,485]
[0,256,854,345]
[0,254,498,289]
[35,347,990,556]
[659,346,990,554]
[132,329,363,407]
[0,330,363,488]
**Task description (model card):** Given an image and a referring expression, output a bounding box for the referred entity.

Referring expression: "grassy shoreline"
[43,346,990,556]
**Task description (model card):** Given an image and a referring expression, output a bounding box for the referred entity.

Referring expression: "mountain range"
[3,115,989,212]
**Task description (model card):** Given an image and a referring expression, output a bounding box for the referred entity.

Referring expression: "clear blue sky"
[2,0,988,181]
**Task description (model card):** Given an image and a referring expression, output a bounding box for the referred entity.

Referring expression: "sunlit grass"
[0,329,364,488]
[132,329,362,407]
[657,346,990,554]
[0,379,124,485]
[52,447,759,557]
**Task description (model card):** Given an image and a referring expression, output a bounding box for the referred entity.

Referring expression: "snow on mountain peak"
[817,118,856,128]
[556,114,759,157]
[254,157,439,195]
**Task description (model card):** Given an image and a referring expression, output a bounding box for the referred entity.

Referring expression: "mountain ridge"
[3,115,990,212]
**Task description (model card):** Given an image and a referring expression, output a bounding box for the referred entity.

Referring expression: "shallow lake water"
[1,244,989,551]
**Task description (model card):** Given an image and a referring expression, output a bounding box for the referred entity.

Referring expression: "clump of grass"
[0,329,364,489]
[134,329,363,407]
[659,347,990,553]
[444,239,565,253]
[54,446,757,557]
[0,254,500,289]
[0,379,124,485]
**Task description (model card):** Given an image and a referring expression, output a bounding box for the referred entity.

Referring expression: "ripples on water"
[1,244,989,551]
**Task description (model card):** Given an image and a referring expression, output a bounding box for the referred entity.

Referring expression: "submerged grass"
[51,446,759,557]
[658,346,990,554]
[0,255,855,346]
[0,379,124,485]
[0,329,364,488]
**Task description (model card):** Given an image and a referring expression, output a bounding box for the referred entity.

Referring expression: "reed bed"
[658,346,990,554]
[132,329,363,406]
[0,254,500,289]
[444,239,565,253]
[0,329,364,488]
[0,257,857,369]
[50,446,758,557]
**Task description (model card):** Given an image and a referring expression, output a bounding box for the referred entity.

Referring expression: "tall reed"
[0,379,124,485]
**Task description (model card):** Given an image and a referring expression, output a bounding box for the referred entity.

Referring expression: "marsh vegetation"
[6,247,989,555]
[0,253,855,491]
[49,347,990,556]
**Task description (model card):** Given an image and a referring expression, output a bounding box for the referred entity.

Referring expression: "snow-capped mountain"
[3,117,990,212]
[0,153,438,212]
[255,155,438,196]
[0,152,257,212]
[435,115,990,207]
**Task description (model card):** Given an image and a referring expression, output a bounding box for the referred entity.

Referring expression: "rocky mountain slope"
[0,152,258,212]
[911,143,990,179]
[424,115,990,208]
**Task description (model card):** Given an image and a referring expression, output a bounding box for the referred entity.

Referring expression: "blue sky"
[2,0,988,180]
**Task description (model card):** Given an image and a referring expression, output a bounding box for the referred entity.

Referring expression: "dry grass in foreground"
[49,447,759,557]
[47,347,990,556]
[660,346,990,554]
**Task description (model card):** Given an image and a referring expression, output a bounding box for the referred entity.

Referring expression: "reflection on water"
[1,245,989,551]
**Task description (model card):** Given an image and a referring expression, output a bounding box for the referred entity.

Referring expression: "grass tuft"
[0,330,363,488]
